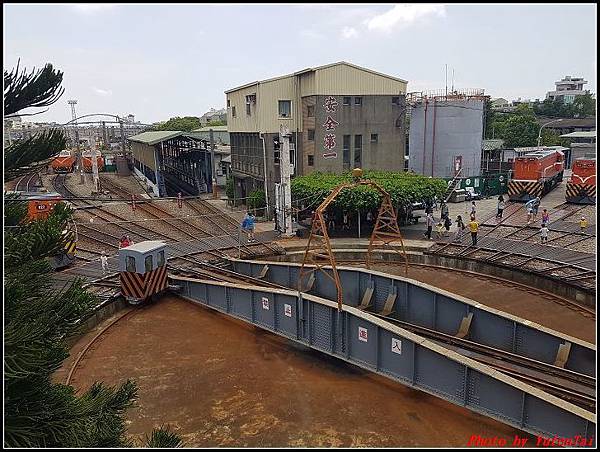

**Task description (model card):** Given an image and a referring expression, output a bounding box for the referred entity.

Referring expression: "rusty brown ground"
[367,263,595,344]
[65,296,528,447]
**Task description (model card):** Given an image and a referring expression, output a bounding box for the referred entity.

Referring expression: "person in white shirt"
[540,224,549,244]
[100,252,109,274]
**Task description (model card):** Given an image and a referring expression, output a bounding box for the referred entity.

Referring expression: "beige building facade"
[225,61,408,206]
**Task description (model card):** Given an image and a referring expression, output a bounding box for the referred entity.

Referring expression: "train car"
[566,157,596,205]
[508,149,565,202]
[51,149,76,173]
[9,191,77,268]
[81,150,105,173]
[119,241,168,305]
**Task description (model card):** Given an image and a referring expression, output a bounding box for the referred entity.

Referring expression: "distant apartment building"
[225,61,407,203]
[199,108,227,126]
[546,76,589,104]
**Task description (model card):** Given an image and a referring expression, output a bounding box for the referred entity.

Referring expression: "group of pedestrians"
[423,200,480,246]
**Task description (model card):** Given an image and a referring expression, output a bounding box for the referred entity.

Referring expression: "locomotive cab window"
[157,250,165,267]
[126,256,136,272]
[145,255,153,272]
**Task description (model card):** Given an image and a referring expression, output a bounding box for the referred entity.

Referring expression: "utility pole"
[209,128,218,198]
[68,100,83,184]
[119,118,126,155]
[279,125,293,236]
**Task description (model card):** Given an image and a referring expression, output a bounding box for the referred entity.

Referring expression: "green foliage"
[533,94,596,118]
[489,105,540,148]
[144,426,184,448]
[541,129,569,147]
[291,170,447,213]
[247,189,266,213]
[151,116,201,132]
[225,176,234,199]
[4,59,65,117]
[4,129,67,182]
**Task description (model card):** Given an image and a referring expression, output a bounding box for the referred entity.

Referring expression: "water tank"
[409,99,484,178]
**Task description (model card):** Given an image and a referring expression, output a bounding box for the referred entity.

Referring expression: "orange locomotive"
[566,157,596,205]
[81,150,105,173]
[51,149,76,173]
[508,149,565,202]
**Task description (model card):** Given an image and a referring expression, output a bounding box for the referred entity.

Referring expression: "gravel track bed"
[153,200,217,237]
[563,205,596,224]
[75,248,100,260]
[496,255,529,266]
[76,210,153,243]
[101,204,186,241]
[138,203,205,239]
[186,200,237,234]
[99,174,148,196]
[548,267,589,278]
[565,237,596,253]
[468,250,498,259]
[522,259,555,271]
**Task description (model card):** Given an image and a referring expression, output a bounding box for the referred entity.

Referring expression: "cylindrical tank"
[409,98,484,178]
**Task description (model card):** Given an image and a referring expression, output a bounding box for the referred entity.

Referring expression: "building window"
[308,129,315,141]
[392,96,399,105]
[227,99,230,107]
[126,256,136,272]
[343,97,351,106]
[354,135,362,167]
[343,135,351,168]
[308,155,314,166]
[371,133,378,143]
[355,97,362,106]
[278,100,292,118]
[307,105,315,117]
[232,106,236,118]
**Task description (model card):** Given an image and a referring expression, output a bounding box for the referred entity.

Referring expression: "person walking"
[119,235,130,249]
[443,215,452,235]
[496,196,506,218]
[241,212,256,242]
[440,201,449,220]
[435,221,445,239]
[541,209,550,225]
[424,212,434,240]
[343,211,350,231]
[525,197,540,223]
[468,217,480,246]
[470,201,477,219]
[531,197,541,221]
[454,215,466,243]
[100,251,109,274]
[580,216,588,231]
[540,223,549,244]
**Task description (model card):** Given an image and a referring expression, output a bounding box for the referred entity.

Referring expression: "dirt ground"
[369,263,595,344]
[66,296,527,447]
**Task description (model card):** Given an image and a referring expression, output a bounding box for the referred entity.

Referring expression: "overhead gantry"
[298,168,409,311]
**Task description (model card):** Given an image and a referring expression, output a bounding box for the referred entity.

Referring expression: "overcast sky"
[4,3,597,125]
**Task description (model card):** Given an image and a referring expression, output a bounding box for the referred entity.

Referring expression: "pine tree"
[4,60,182,447]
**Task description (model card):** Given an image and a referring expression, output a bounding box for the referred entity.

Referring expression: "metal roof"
[225,61,408,94]
[121,240,166,254]
[560,131,596,138]
[192,125,228,132]
[127,131,183,145]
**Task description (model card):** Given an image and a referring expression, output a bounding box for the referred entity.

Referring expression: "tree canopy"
[291,170,447,213]
[4,60,182,448]
[533,94,596,118]
[151,116,202,132]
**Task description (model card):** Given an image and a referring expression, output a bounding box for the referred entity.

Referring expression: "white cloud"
[300,29,324,40]
[341,26,358,39]
[93,87,113,97]
[72,4,117,14]
[366,4,446,33]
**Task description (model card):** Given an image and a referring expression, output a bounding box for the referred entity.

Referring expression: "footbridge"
[170,259,596,443]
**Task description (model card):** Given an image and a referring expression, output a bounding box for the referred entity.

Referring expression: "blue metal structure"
[229,259,596,378]
[172,274,595,443]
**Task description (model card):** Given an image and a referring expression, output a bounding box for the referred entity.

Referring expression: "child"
[436,221,444,239]
[541,209,550,225]
[444,215,452,235]
[100,251,109,274]
[580,216,588,231]
[540,223,549,244]
[454,215,465,243]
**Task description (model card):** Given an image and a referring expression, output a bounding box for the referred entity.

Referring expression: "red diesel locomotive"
[566,157,596,205]
[508,149,565,202]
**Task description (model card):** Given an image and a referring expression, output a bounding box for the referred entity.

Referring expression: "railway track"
[14,172,40,192]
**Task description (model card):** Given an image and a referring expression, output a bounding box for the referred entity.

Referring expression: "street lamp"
[537,118,563,148]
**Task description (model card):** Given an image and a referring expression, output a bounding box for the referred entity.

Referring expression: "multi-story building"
[546,76,589,104]
[199,108,227,126]
[224,61,408,204]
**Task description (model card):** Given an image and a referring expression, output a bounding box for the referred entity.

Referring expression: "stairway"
[443,168,463,203]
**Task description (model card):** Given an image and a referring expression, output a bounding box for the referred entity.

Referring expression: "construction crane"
[297,168,409,311]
